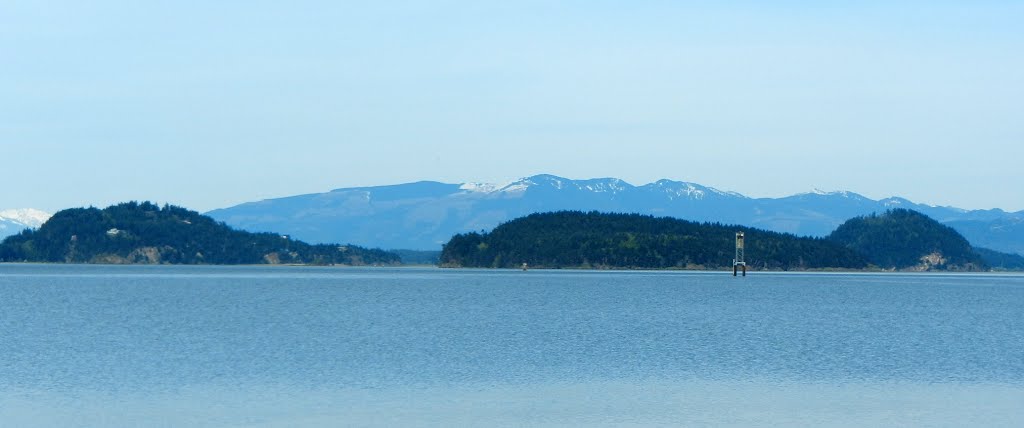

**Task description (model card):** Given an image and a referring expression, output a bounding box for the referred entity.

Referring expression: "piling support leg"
[742,265,746,277]
[733,265,738,276]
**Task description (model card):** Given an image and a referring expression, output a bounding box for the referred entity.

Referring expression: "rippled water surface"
[1,264,1022,426]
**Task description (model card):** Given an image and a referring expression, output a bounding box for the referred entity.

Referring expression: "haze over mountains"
[207,175,1024,255]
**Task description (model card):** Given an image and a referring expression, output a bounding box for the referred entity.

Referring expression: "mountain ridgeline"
[440,211,868,270]
[206,174,1024,255]
[0,202,399,265]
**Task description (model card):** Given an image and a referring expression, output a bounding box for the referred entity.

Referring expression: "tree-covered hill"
[0,201,399,265]
[440,211,868,270]
[973,247,1024,271]
[827,209,986,271]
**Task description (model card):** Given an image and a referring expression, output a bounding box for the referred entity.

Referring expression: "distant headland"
[0,202,399,266]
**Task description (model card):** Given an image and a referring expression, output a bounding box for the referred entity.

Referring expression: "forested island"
[827,209,987,270]
[441,209,1024,271]
[0,202,399,265]
[441,211,867,270]
[4,202,1021,271]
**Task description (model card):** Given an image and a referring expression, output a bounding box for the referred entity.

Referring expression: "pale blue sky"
[2,1,1022,212]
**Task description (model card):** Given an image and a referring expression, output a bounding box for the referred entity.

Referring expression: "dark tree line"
[973,247,1024,271]
[440,211,867,270]
[0,201,400,265]
[827,209,986,270]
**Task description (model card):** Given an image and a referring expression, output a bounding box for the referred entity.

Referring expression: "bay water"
[1,264,1022,426]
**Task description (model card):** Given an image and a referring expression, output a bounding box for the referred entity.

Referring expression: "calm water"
[1,264,1022,427]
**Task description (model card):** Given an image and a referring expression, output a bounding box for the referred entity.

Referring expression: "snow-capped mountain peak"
[881,197,908,207]
[577,177,633,194]
[806,188,850,196]
[645,179,746,200]
[486,175,574,194]
[0,208,51,228]
[458,175,747,200]
[524,174,566,189]
[650,180,709,200]
[801,189,866,200]
[459,182,502,193]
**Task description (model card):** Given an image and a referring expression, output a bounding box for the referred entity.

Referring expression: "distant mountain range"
[206,174,1024,254]
[0,209,51,239]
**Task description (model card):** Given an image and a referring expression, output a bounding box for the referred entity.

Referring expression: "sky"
[2,1,1022,213]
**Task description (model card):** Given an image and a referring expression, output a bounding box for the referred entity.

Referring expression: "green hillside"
[0,201,399,265]
[827,209,986,271]
[440,211,867,270]
[974,247,1024,271]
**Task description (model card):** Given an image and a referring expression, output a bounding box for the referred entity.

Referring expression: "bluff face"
[0,202,399,265]
[206,175,1024,255]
